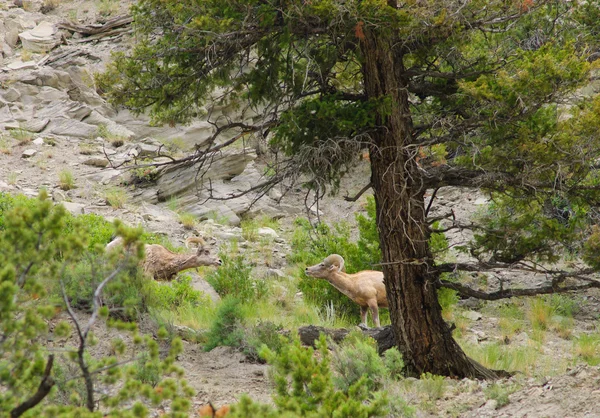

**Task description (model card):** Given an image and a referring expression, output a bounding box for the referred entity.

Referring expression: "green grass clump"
[332,331,389,392]
[205,248,268,303]
[58,169,75,191]
[203,297,246,351]
[104,187,128,208]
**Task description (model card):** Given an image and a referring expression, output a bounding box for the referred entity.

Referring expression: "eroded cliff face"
[0,0,296,228]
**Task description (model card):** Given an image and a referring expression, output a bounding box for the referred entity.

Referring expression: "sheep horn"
[324,254,345,272]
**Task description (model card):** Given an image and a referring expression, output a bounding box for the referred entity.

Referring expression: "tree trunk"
[360,26,497,379]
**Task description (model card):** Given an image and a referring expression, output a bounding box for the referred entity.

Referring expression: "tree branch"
[10,355,55,418]
[439,278,600,300]
[343,182,372,202]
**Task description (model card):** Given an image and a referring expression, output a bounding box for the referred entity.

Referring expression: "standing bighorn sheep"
[106,236,222,281]
[305,254,387,328]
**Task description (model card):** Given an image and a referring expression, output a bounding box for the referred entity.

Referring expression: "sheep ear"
[328,264,337,271]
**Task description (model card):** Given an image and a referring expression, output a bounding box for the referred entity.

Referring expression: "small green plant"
[135,351,162,387]
[332,331,388,392]
[40,0,60,13]
[130,162,159,185]
[438,286,459,321]
[104,187,128,208]
[96,124,127,147]
[0,135,12,154]
[528,297,554,330]
[167,196,180,211]
[574,334,600,365]
[205,247,267,302]
[242,320,285,362]
[7,172,18,185]
[241,218,259,241]
[178,212,197,230]
[484,382,518,408]
[11,127,34,144]
[58,169,75,191]
[98,0,119,16]
[419,372,446,401]
[383,347,405,379]
[228,335,389,417]
[79,143,97,155]
[203,296,246,351]
[147,274,209,309]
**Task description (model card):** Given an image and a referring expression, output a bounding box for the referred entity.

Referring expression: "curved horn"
[325,254,345,272]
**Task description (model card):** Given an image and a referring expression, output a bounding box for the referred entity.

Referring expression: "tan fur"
[305,254,387,328]
[106,236,222,281]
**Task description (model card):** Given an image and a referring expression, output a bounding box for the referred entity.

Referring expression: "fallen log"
[297,325,398,354]
[58,15,132,36]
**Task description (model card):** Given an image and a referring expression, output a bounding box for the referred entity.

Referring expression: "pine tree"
[99,1,600,378]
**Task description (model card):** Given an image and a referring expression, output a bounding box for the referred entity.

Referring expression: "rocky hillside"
[4,1,600,417]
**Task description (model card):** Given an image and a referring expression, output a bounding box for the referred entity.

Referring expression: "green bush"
[228,335,389,417]
[203,296,246,351]
[332,331,389,393]
[242,321,286,362]
[383,347,406,379]
[205,249,267,303]
[148,273,210,309]
[0,192,192,416]
[57,253,149,321]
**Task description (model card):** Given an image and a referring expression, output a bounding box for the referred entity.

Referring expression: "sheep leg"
[360,305,369,328]
[368,301,380,328]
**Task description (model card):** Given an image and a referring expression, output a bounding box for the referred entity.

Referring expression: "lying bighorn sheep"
[305,254,387,328]
[106,236,222,281]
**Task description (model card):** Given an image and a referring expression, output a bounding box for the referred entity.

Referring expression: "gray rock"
[84,168,123,185]
[83,157,109,168]
[188,272,221,303]
[36,100,92,121]
[6,59,37,70]
[462,310,483,321]
[21,149,37,158]
[60,201,85,215]
[5,16,34,48]
[45,118,97,138]
[2,88,21,102]
[83,111,135,139]
[258,227,279,239]
[19,68,73,89]
[19,22,60,53]
[32,137,44,145]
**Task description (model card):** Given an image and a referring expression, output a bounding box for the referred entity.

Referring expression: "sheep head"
[192,243,223,267]
[305,254,345,278]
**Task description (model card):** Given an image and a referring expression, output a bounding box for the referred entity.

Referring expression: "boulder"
[83,110,135,139]
[36,100,92,121]
[5,59,37,71]
[19,21,61,53]
[5,16,35,48]
[45,118,98,138]
[21,149,37,158]
[82,157,109,168]
[60,201,86,215]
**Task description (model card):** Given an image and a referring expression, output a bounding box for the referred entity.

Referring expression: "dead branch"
[60,261,125,412]
[343,182,372,202]
[439,273,600,301]
[297,325,398,355]
[10,355,55,418]
[58,15,133,36]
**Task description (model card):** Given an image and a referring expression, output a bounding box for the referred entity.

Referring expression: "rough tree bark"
[360,24,497,379]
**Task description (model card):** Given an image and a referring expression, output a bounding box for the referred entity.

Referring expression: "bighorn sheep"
[305,254,387,328]
[106,236,222,281]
